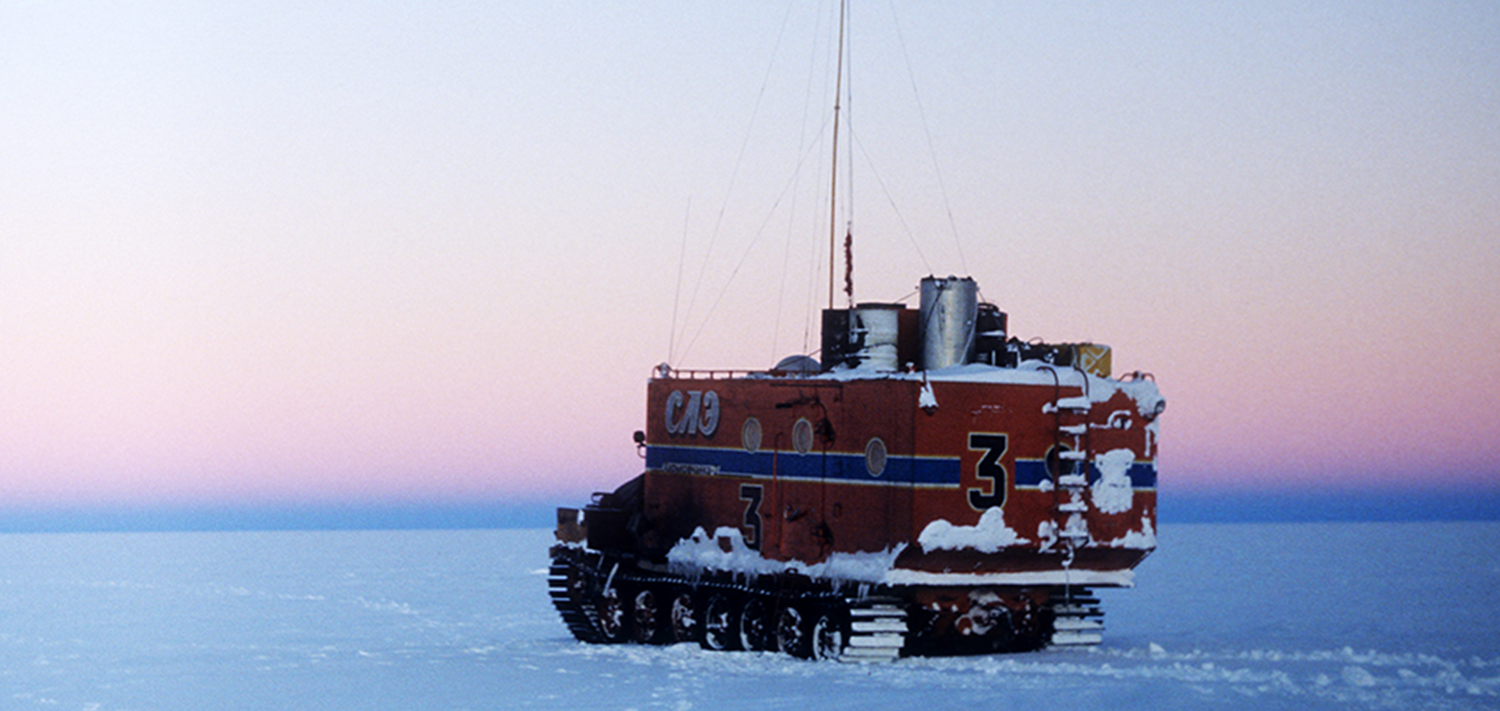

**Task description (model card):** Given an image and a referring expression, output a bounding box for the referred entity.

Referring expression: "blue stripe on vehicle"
[645,445,962,488]
[648,446,1156,490]
[1015,458,1158,489]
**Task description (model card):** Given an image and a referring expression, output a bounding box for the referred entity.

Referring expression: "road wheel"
[739,595,771,652]
[670,591,698,643]
[597,584,629,643]
[810,610,847,661]
[631,587,666,644]
[700,593,740,651]
[776,604,812,659]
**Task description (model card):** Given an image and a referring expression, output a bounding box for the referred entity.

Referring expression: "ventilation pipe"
[919,276,978,370]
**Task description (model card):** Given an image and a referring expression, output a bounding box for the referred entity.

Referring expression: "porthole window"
[741,417,762,453]
[865,438,888,477]
[792,418,814,455]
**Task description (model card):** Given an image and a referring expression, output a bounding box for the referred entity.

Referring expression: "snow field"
[0,522,1495,710]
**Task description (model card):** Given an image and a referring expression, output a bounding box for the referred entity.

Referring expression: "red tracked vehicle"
[549,275,1164,660]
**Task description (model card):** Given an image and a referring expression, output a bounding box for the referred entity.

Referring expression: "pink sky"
[2,2,1497,511]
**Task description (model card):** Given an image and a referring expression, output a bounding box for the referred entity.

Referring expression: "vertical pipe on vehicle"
[918,276,978,370]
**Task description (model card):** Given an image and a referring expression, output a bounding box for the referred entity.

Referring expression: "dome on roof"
[772,354,820,374]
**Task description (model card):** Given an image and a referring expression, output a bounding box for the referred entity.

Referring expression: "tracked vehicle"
[549,275,1164,660]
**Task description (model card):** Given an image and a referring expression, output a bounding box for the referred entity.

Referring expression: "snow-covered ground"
[1,522,1496,710]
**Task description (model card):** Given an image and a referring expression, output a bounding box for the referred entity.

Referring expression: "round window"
[792,418,814,455]
[741,417,762,453]
[865,438,888,477]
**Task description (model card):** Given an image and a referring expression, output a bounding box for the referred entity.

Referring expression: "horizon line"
[1,488,1497,534]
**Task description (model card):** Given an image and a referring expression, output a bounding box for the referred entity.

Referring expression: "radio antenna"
[826,0,847,309]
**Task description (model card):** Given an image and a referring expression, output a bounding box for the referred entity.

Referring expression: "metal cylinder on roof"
[919,275,978,370]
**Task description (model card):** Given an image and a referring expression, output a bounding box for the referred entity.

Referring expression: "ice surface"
[0,522,1496,710]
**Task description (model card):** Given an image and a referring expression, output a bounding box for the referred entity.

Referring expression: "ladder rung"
[1052,605,1101,617]
[851,620,908,634]
[1051,631,1103,646]
[1054,397,1091,411]
[1057,595,1100,606]
[847,634,905,648]
[1053,618,1104,632]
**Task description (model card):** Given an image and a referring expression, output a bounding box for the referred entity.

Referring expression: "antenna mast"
[827,0,847,310]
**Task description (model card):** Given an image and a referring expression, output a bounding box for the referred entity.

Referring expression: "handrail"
[652,368,822,381]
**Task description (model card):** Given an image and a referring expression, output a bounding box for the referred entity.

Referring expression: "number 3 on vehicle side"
[966,433,1008,510]
[739,484,763,550]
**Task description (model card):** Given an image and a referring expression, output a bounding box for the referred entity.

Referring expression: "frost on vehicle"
[548,275,1164,661]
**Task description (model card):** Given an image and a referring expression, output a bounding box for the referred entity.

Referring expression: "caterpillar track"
[549,546,854,659]
[549,545,1090,661]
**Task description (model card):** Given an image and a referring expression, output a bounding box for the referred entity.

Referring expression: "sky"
[2,1,1497,525]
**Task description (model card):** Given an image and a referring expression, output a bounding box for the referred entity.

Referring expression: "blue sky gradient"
[3,2,1497,531]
